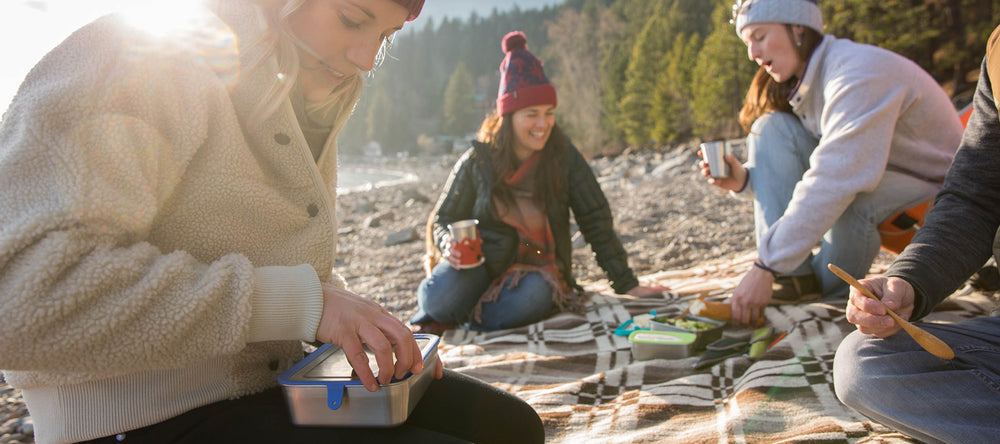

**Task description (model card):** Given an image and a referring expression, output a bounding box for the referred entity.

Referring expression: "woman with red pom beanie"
[411,31,667,335]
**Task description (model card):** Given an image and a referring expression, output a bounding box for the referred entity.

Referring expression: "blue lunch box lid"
[278,333,440,410]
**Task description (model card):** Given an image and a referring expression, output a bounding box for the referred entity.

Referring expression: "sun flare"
[119,0,209,39]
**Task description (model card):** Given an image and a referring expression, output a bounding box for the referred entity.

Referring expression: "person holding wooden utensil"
[833,27,1000,444]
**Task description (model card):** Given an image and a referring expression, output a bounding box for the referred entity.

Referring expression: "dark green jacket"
[430,140,639,294]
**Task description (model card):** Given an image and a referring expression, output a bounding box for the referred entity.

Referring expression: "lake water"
[337,168,415,194]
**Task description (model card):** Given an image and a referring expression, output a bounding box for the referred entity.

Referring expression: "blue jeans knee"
[473,272,554,331]
[412,262,490,324]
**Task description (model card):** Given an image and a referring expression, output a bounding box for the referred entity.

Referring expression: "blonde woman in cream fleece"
[0,1,543,443]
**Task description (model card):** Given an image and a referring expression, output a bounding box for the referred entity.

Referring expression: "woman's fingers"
[339,338,379,391]
[318,283,425,391]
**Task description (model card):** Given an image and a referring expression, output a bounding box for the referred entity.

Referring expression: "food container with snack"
[628,329,697,360]
[279,334,439,427]
[649,314,725,351]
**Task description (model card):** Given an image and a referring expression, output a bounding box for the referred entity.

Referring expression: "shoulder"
[821,37,920,78]
[561,141,589,169]
[446,142,487,177]
[44,8,239,94]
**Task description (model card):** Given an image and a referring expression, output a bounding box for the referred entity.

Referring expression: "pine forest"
[338,0,1000,157]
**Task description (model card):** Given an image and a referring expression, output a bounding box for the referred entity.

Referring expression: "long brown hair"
[738,25,823,132]
[477,110,568,217]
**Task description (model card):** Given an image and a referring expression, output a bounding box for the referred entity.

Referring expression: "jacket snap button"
[307,203,319,218]
[268,359,279,371]
[274,133,291,145]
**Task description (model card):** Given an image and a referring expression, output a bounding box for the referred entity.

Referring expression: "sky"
[0,0,564,111]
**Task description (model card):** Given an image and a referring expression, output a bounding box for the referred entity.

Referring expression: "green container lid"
[628,329,696,345]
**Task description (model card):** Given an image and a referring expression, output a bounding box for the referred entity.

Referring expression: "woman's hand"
[445,238,465,269]
[433,355,444,379]
[845,276,914,338]
[626,285,670,298]
[315,283,424,392]
[699,153,748,193]
[730,266,774,327]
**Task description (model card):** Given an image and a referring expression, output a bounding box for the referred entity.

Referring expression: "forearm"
[887,57,1000,318]
[431,151,478,252]
[567,147,638,292]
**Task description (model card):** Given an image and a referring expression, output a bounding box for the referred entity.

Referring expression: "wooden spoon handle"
[827,264,955,360]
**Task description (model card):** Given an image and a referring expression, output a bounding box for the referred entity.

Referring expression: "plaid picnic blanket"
[438,258,996,443]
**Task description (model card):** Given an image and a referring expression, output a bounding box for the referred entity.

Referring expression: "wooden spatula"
[828,264,955,360]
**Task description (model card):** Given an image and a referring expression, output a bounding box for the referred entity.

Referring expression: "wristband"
[753,260,779,278]
[736,169,750,193]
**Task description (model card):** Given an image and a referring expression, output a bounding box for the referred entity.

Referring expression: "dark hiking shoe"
[769,274,821,305]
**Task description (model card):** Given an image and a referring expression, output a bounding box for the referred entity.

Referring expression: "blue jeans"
[748,112,942,297]
[833,316,1000,443]
[410,262,554,331]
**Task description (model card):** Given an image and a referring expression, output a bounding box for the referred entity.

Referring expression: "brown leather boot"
[769,274,821,305]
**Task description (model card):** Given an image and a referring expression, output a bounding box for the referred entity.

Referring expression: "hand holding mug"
[698,149,747,193]
[445,219,484,269]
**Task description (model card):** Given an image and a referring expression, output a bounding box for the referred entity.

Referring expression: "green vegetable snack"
[670,318,716,331]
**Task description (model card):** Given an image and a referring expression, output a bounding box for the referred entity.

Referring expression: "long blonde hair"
[245,0,365,130]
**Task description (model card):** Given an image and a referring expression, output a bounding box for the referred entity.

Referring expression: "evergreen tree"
[599,0,663,146]
[651,33,701,143]
[442,62,476,137]
[691,1,756,139]
[821,0,999,96]
[618,2,673,146]
[342,0,1000,157]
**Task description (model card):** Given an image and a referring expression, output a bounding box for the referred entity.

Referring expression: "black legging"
[78,369,544,444]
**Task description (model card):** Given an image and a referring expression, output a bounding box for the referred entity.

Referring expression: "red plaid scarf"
[473,152,577,323]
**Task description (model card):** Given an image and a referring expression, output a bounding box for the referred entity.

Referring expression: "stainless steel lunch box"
[279,334,440,427]
[649,314,726,351]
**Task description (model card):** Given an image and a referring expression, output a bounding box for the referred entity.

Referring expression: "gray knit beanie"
[733,0,823,36]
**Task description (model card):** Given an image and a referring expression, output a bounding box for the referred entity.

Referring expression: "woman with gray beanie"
[701,0,963,327]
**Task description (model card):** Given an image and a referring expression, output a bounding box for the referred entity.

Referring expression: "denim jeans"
[410,262,554,331]
[748,112,942,297]
[833,316,1000,443]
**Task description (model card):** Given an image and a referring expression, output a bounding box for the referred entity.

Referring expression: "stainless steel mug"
[700,141,729,179]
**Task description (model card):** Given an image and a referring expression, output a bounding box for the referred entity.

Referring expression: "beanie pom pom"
[502,31,527,53]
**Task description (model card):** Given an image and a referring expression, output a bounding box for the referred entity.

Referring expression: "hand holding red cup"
[446,219,484,269]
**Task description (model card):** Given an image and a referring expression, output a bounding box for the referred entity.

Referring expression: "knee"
[419,265,488,318]
[747,112,816,172]
[833,330,874,409]
[516,274,555,305]
[750,112,808,145]
[477,275,553,330]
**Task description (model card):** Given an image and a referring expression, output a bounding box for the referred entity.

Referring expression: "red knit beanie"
[391,0,424,21]
[496,31,557,116]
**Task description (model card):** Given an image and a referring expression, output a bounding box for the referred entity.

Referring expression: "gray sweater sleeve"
[886,57,1000,319]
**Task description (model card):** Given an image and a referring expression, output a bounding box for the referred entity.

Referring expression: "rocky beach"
[333,141,760,320]
[1,142,897,443]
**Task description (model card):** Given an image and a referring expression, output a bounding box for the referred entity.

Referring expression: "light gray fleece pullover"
[752,35,963,273]
[0,1,347,442]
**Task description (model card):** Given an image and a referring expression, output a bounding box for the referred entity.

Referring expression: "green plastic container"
[649,314,726,351]
[628,330,697,360]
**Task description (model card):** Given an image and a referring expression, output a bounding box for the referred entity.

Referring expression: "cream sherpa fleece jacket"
[0,2,346,442]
